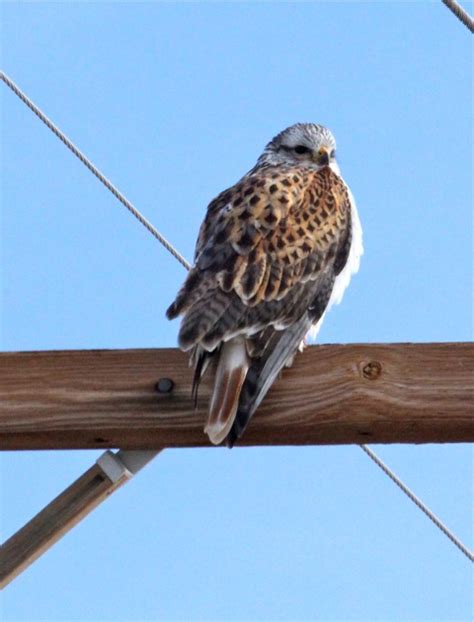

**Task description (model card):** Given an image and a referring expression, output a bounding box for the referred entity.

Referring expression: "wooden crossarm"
[1,343,472,449]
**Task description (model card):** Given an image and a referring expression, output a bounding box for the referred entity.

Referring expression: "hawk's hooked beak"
[314,146,330,167]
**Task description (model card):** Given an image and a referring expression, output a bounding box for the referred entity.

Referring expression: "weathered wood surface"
[0,343,472,449]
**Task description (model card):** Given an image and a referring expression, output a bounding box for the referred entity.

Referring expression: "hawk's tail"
[225,313,312,448]
[204,339,249,445]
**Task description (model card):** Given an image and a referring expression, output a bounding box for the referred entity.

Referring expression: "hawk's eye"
[330,149,336,159]
[294,145,310,155]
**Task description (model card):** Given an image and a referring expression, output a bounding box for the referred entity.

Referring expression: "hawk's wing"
[167,165,353,444]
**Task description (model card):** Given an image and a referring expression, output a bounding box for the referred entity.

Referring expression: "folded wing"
[166,165,353,445]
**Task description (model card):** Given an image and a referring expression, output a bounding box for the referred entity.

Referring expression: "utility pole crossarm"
[1,343,472,449]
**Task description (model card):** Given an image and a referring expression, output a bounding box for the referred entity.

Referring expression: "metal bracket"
[96,449,161,483]
[96,450,132,483]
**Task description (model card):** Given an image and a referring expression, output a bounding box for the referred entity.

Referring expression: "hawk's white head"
[256,123,339,174]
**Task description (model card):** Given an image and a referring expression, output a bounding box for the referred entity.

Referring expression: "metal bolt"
[362,361,382,380]
[155,377,174,393]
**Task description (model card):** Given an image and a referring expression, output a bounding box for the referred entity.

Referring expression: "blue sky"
[1,1,472,620]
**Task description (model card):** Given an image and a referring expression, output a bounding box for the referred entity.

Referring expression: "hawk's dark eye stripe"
[294,145,310,154]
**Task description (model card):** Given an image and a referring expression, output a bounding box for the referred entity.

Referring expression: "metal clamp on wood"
[96,450,133,483]
[96,449,161,483]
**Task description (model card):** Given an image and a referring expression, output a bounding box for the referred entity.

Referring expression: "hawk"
[167,123,363,447]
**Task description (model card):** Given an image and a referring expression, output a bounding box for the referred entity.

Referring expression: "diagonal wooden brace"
[0,449,160,589]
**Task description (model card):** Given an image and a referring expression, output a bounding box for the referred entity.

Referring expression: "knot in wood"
[156,378,174,393]
[362,361,382,380]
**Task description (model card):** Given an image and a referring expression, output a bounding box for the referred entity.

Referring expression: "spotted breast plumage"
[166,123,363,446]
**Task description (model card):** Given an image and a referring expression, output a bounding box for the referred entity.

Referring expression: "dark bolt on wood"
[156,377,175,393]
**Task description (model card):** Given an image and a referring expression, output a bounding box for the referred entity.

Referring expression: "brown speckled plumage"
[169,166,351,345]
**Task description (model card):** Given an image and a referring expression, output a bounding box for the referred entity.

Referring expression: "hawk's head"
[256,123,338,172]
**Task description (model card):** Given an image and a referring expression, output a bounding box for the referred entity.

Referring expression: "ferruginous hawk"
[167,123,363,446]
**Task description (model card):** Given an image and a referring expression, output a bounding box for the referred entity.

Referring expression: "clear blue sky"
[1,1,472,620]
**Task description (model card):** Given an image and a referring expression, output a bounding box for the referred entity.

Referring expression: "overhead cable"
[0,71,191,271]
[442,0,474,32]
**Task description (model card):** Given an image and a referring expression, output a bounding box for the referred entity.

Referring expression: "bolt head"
[156,378,174,393]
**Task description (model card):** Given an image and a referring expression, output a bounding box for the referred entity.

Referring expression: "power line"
[0,71,191,272]
[442,0,474,32]
[360,445,473,562]
[2,71,472,563]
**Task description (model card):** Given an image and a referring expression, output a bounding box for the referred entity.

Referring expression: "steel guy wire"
[360,445,473,562]
[442,0,474,32]
[0,71,191,271]
[2,70,472,563]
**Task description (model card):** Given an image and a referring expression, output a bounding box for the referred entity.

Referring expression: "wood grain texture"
[0,463,128,588]
[0,343,472,449]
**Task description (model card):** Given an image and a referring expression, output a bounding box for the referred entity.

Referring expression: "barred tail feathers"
[204,339,249,445]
